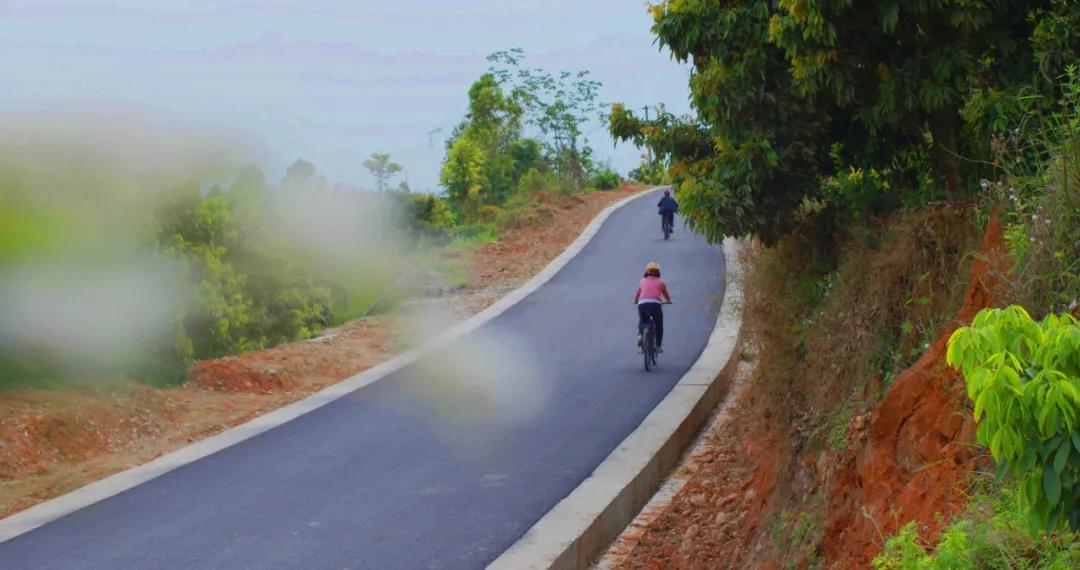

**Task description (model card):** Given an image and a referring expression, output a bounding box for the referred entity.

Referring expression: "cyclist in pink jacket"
[634,262,673,352]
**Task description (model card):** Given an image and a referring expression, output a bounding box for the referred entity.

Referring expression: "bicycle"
[661,212,674,241]
[640,301,671,371]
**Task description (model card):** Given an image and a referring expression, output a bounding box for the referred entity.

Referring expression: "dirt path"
[0,184,647,518]
[595,347,765,569]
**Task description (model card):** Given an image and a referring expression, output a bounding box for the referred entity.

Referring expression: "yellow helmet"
[645,262,661,276]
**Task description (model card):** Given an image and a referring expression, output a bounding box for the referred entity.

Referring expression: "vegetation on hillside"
[613,0,1080,245]
[435,49,622,230]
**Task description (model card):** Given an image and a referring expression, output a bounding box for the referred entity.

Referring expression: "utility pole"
[641,106,653,164]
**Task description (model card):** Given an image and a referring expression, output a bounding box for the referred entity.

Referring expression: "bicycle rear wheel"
[643,324,655,371]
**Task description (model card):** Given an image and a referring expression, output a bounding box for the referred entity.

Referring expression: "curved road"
[0,190,726,569]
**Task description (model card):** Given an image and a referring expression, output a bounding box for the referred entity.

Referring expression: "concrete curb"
[488,237,744,570]
[0,188,659,544]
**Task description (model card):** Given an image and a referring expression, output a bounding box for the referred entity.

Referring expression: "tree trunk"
[930,107,961,194]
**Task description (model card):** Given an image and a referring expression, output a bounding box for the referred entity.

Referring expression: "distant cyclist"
[657,190,679,236]
[634,262,673,353]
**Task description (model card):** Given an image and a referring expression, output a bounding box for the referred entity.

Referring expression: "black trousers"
[661,211,674,230]
[638,302,664,347]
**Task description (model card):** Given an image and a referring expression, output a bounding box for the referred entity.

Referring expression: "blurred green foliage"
[0,154,397,389]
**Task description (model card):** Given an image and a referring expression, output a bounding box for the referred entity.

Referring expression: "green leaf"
[1055,439,1071,473]
[974,390,987,420]
[1045,466,1062,506]
[1049,505,1063,532]
[1026,472,1041,507]
[1062,381,1080,404]
[991,429,1004,459]
[1024,444,1038,471]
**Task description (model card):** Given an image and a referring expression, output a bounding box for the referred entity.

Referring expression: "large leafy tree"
[441,73,524,209]
[489,48,605,189]
[612,1,833,245]
[613,0,1076,245]
[769,0,1035,192]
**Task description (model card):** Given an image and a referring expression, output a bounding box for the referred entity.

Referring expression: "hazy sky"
[0,1,692,191]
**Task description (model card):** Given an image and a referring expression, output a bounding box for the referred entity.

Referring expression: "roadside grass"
[874,477,1080,569]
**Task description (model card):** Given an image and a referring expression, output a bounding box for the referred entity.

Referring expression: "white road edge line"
[488,237,744,570]
[0,188,661,544]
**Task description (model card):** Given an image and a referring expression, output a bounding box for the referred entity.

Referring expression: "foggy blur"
[0,114,409,388]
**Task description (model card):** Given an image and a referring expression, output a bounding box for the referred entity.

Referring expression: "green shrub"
[628,156,668,185]
[874,481,1080,569]
[404,193,455,247]
[993,68,1080,316]
[453,223,499,244]
[588,169,621,191]
[494,193,554,230]
[517,167,557,195]
[873,521,973,570]
[947,306,1080,533]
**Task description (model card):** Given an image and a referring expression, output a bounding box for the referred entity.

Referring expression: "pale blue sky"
[0,1,691,191]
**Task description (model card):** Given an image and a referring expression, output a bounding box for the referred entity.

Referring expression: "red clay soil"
[453,184,646,315]
[600,362,783,569]
[187,358,296,394]
[818,214,1008,567]
[0,184,647,518]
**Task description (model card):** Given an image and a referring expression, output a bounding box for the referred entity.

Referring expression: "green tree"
[282,159,317,188]
[768,0,1037,192]
[612,1,1080,245]
[510,138,545,182]
[611,2,831,245]
[440,137,487,216]
[489,48,605,190]
[405,194,455,246]
[442,73,524,206]
[363,152,404,193]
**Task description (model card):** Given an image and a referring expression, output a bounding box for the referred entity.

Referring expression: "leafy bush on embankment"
[868,72,1080,568]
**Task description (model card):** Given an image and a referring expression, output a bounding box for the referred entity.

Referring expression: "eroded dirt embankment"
[605,207,1004,568]
[0,184,646,518]
[818,214,1007,566]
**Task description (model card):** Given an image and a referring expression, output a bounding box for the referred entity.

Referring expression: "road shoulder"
[489,238,745,570]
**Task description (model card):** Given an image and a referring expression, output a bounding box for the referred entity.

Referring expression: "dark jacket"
[657,195,679,214]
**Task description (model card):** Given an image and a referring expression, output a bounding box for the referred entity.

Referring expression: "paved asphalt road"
[0,190,726,569]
